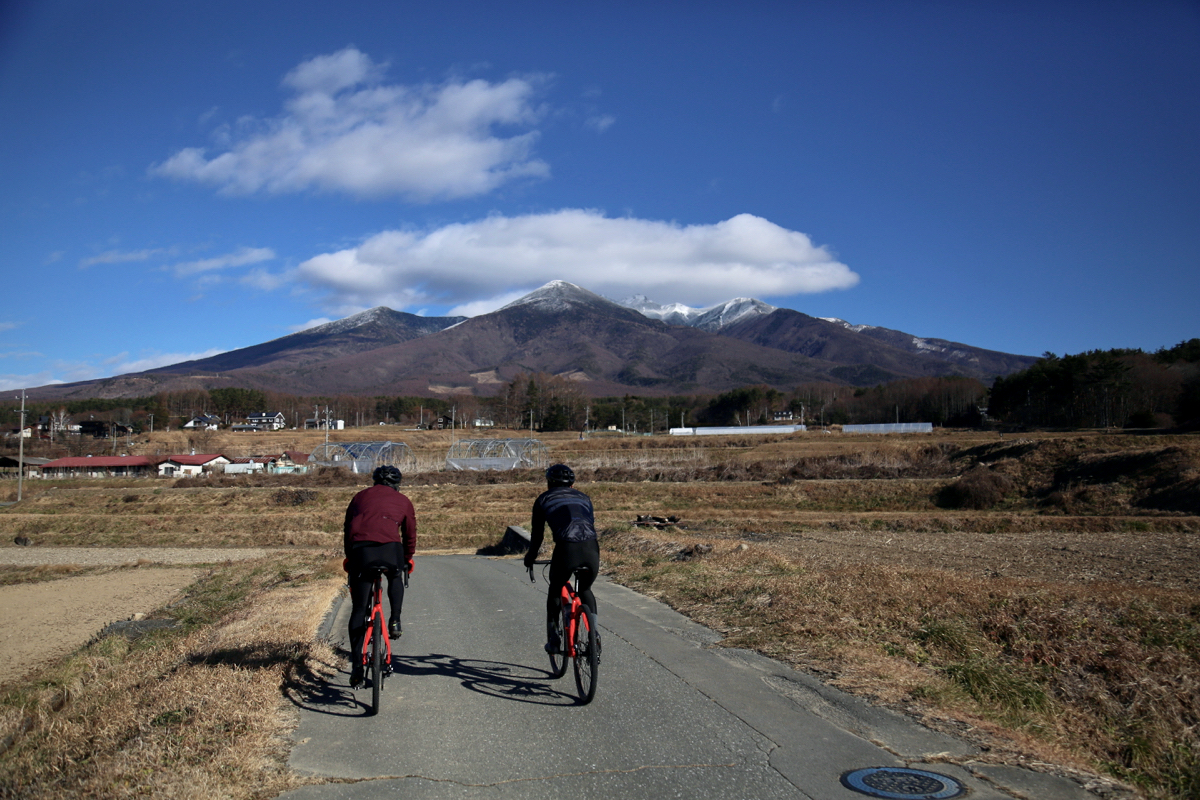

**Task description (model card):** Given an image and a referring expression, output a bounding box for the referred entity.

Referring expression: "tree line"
[988,339,1200,429]
[5,338,1195,439]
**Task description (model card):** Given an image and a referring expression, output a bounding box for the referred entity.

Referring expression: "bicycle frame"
[531,559,599,703]
[558,580,588,658]
[360,573,392,671]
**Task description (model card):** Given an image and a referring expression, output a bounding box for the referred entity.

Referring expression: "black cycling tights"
[547,539,601,627]
[347,541,405,661]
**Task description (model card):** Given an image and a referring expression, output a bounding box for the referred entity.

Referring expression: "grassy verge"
[0,552,343,799]
[601,526,1199,800]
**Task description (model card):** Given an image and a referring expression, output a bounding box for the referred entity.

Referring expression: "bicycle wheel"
[573,608,599,704]
[370,614,383,715]
[548,606,568,678]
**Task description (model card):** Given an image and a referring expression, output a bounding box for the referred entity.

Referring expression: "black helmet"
[372,465,403,487]
[546,463,575,488]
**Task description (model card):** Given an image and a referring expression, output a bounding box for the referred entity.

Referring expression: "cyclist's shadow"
[285,648,580,716]
[281,647,367,718]
[392,652,582,706]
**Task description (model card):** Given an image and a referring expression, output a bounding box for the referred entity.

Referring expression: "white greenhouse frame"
[445,438,548,471]
[308,441,416,474]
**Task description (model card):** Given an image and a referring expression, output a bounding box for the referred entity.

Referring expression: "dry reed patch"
[0,552,343,800]
[601,527,1198,799]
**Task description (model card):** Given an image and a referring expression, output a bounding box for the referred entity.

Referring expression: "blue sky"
[2,0,1197,392]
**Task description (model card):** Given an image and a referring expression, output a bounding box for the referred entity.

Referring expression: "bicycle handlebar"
[527,559,551,582]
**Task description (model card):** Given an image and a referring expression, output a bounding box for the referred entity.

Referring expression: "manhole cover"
[840,767,966,799]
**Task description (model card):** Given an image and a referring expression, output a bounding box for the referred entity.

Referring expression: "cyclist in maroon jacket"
[344,465,416,687]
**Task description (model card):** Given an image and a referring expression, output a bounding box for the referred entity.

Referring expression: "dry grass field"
[0,427,1197,798]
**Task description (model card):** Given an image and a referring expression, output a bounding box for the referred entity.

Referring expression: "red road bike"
[357,566,407,715]
[529,560,599,704]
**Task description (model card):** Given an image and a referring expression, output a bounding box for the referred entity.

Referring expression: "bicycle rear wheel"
[573,608,598,704]
[369,614,383,715]
[548,607,568,678]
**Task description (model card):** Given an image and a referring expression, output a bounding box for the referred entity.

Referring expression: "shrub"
[271,488,318,506]
[937,467,1015,509]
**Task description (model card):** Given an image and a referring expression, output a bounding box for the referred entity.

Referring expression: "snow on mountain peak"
[500,281,612,313]
[619,295,776,331]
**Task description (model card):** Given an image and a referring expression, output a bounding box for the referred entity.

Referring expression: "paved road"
[282,555,1097,800]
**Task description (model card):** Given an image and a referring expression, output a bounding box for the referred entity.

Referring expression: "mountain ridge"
[22,281,1037,400]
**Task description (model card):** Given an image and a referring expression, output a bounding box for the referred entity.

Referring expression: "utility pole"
[16,389,25,502]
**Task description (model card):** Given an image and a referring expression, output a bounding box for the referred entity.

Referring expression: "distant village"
[0,408,498,480]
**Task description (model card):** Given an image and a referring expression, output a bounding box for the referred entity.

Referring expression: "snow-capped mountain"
[820,317,993,362]
[618,295,776,332]
[24,280,1037,400]
[503,280,629,315]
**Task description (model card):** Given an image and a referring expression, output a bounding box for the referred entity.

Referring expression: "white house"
[246,411,286,430]
[183,414,221,430]
[157,453,230,477]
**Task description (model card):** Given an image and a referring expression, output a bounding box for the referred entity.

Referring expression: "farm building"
[157,453,230,477]
[224,456,273,474]
[0,455,51,478]
[40,455,158,479]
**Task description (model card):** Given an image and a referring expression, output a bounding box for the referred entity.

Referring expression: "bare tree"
[50,408,70,443]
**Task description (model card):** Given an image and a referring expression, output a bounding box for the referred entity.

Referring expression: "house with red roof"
[40,455,159,478]
[157,453,230,477]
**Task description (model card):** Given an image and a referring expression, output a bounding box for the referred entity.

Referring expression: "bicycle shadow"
[281,649,367,718]
[390,651,583,706]
[285,647,583,715]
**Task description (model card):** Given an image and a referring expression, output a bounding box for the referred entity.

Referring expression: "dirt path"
[0,547,302,686]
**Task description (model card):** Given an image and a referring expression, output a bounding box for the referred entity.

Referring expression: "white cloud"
[108,349,228,374]
[80,247,171,267]
[0,322,18,333]
[289,317,336,333]
[0,346,234,390]
[150,46,549,201]
[585,114,616,133]
[240,268,291,291]
[172,246,275,277]
[295,210,858,314]
[448,290,529,317]
[0,372,61,391]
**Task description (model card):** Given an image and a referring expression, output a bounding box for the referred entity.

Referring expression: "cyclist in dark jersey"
[524,464,599,652]
[344,465,416,687]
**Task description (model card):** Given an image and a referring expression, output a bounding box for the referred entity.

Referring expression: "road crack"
[308,760,744,788]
